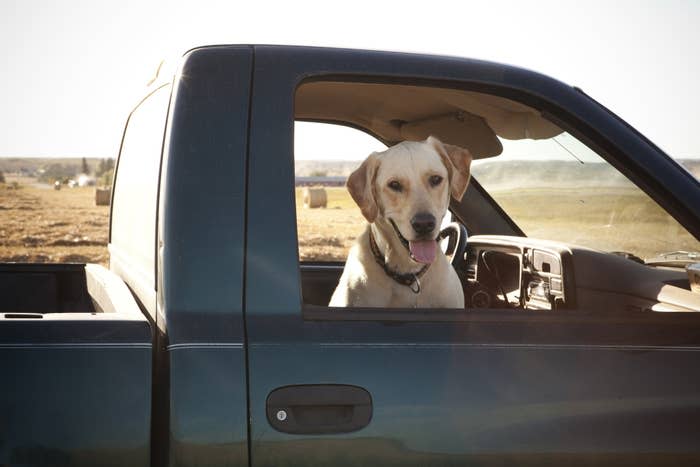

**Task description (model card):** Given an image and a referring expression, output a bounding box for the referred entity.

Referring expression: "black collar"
[369,228,430,294]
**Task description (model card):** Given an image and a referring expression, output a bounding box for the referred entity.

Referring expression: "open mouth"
[389,219,438,264]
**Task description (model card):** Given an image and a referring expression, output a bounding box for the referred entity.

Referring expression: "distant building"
[295,176,346,187]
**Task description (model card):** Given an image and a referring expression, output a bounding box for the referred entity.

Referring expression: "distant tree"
[81,157,89,175]
[0,170,5,183]
[99,170,114,187]
[95,158,115,187]
[309,170,328,177]
[95,158,115,177]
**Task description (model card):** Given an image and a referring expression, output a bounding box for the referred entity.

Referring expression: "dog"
[329,136,472,308]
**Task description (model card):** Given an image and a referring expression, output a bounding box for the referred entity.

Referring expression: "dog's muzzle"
[390,217,438,264]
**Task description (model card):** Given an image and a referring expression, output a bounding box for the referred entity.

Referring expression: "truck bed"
[0,263,152,467]
[1,263,96,315]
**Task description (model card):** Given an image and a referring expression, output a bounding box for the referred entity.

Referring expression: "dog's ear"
[347,153,380,223]
[428,136,473,201]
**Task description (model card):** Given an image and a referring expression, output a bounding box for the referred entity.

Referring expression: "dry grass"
[0,176,110,266]
[1,178,697,268]
[491,187,700,259]
[295,187,365,262]
[295,185,699,262]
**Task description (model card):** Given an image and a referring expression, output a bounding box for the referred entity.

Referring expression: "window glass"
[111,85,170,285]
[295,120,700,265]
[471,132,700,260]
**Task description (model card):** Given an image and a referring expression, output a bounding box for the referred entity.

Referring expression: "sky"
[1,0,699,161]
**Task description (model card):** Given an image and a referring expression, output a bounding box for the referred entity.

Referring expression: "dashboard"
[462,235,700,312]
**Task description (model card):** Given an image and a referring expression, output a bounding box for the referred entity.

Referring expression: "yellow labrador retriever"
[329,136,472,308]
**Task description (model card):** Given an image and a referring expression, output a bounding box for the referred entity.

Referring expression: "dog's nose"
[411,213,436,235]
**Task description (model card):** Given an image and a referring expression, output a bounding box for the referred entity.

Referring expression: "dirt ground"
[1,177,697,267]
[296,187,365,262]
[0,176,110,266]
[0,179,362,267]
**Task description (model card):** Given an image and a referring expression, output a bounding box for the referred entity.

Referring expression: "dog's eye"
[388,180,403,192]
[429,175,443,187]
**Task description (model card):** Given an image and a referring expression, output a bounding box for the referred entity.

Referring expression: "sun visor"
[397,111,503,159]
[486,112,562,140]
[435,87,564,141]
[295,81,564,159]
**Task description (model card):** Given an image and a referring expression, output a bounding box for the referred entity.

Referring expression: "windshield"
[471,132,700,261]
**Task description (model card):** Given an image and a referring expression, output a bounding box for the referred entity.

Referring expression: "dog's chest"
[387,294,421,308]
[383,275,441,308]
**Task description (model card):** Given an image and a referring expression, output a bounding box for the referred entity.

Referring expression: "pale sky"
[1,0,699,161]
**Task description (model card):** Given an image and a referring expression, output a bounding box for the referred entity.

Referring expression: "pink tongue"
[409,240,437,264]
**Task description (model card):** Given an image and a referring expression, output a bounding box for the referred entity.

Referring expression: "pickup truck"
[2,45,700,467]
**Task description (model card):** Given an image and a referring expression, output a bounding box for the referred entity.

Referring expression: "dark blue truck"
[2,45,700,467]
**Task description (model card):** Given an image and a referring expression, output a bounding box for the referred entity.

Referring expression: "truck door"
[244,46,700,466]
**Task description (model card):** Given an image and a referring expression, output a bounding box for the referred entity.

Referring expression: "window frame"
[109,83,172,321]
[291,80,698,319]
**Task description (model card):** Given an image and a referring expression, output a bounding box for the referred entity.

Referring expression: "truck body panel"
[0,264,151,466]
[153,46,252,466]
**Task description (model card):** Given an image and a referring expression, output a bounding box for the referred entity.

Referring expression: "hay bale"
[303,187,327,209]
[95,188,111,206]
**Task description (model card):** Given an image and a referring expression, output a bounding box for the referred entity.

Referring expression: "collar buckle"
[408,274,421,294]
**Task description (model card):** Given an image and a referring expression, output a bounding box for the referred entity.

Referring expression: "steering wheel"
[439,222,468,269]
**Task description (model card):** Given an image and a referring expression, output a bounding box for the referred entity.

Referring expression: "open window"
[295,121,385,264]
[294,80,700,314]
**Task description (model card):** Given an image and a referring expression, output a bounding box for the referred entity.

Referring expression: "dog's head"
[347,136,472,264]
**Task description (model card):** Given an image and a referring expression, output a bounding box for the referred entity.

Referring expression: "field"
[0,176,110,266]
[1,176,698,267]
[296,187,365,262]
[296,186,700,262]
[490,187,700,258]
